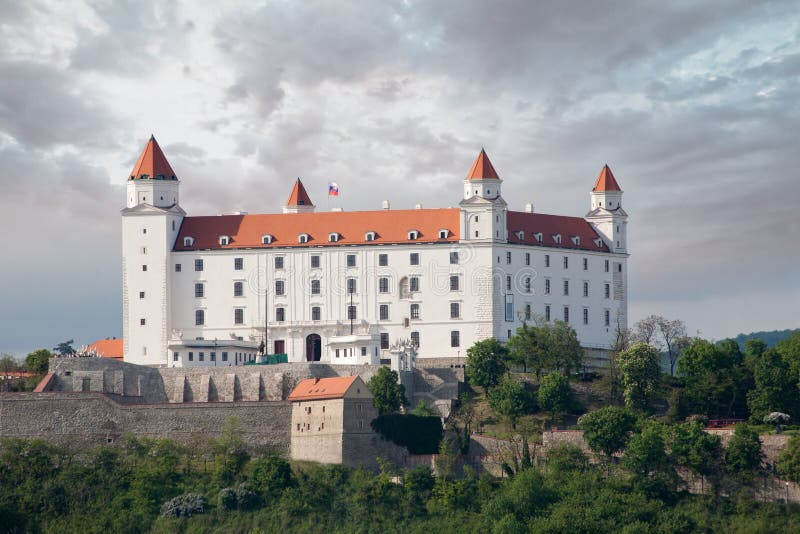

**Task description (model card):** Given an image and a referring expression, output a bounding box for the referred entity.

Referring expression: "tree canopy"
[367,367,407,415]
[617,342,661,412]
[25,349,52,374]
[465,338,508,389]
[537,372,571,422]
[579,406,636,459]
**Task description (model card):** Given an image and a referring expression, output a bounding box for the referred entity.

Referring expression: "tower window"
[450,331,460,347]
[450,302,460,319]
[195,310,204,325]
[195,259,203,271]
[140,318,146,326]
[379,277,390,293]
[311,279,321,294]
[275,280,285,296]
[276,307,285,322]
[583,258,588,270]
[312,306,321,321]
[563,306,569,323]
[234,309,244,324]
[139,291,145,299]
[450,275,459,291]
[234,281,243,297]
[506,251,511,264]
[409,276,420,292]
[347,278,357,294]
[380,304,389,321]
[563,280,569,296]
[545,254,550,268]
[583,282,589,297]
[195,283,204,298]
[410,303,420,320]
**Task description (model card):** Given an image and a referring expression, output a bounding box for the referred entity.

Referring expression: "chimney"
[415,203,422,210]
[382,200,390,210]
[330,207,343,212]
[524,203,534,213]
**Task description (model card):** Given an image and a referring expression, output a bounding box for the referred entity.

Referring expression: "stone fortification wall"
[0,392,290,450]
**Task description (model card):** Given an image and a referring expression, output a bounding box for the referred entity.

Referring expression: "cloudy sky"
[0,0,798,355]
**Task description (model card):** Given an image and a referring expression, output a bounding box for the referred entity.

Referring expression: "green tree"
[623,422,672,479]
[725,424,763,482]
[367,367,407,414]
[211,417,250,485]
[53,340,75,356]
[546,321,583,375]
[25,349,52,374]
[448,393,475,454]
[506,323,546,375]
[465,338,508,389]
[777,435,800,483]
[747,349,797,422]
[617,342,661,412]
[669,421,723,492]
[249,455,293,498]
[487,376,533,429]
[579,406,636,461]
[537,372,571,425]
[411,399,438,417]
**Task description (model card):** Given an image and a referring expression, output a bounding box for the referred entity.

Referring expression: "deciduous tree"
[579,406,636,461]
[465,338,508,389]
[487,376,533,429]
[617,343,661,412]
[657,318,687,376]
[537,372,571,425]
[368,367,407,414]
[25,349,52,374]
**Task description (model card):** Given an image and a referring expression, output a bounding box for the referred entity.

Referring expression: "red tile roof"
[1,371,36,379]
[88,339,124,361]
[466,149,500,180]
[288,376,359,401]
[286,178,314,207]
[507,211,610,252]
[592,165,621,192]
[175,208,460,250]
[33,373,54,392]
[130,135,177,181]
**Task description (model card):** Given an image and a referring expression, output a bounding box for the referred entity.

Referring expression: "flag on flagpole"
[328,182,339,196]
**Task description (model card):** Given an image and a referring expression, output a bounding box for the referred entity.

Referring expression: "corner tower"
[122,136,185,366]
[459,149,507,242]
[283,178,315,214]
[585,164,628,253]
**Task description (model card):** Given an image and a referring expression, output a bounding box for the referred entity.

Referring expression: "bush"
[235,482,260,510]
[217,488,237,511]
[159,493,207,518]
[371,414,443,454]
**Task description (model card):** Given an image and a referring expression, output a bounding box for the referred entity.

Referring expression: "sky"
[0,0,798,356]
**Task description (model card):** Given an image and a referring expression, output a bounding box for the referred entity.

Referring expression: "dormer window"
[515,230,524,240]
[533,232,543,243]
[570,236,580,246]
[594,238,603,248]
[219,235,230,246]
[262,234,274,245]
[407,230,419,240]
[183,237,194,247]
[298,233,310,244]
[553,234,562,244]
[328,232,340,243]
[365,231,377,242]
[438,229,449,239]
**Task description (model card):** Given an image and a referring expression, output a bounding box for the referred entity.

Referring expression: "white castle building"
[122,137,628,367]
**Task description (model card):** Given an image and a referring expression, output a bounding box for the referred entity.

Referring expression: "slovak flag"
[328,182,339,196]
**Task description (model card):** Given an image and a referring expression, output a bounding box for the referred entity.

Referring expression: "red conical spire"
[129,135,177,180]
[592,164,622,192]
[466,148,500,180]
[286,178,314,207]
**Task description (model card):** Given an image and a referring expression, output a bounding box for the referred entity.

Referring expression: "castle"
[122,137,628,367]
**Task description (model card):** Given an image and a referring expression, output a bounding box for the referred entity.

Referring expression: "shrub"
[217,488,237,511]
[159,493,207,518]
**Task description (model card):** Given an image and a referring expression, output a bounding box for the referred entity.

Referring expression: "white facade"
[121,140,629,367]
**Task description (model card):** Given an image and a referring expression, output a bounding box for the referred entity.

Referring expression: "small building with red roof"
[87,338,124,361]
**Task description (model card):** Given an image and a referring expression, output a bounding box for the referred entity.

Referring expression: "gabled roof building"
[122,138,629,367]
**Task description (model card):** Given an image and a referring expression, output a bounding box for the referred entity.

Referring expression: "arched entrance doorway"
[305,334,322,362]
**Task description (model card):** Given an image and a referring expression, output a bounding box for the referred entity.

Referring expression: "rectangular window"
[506,251,512,264]
[450,251,458,265]
[605,259,610,272]
[234,258,243,270]
[545,305,551,322]
[524,277,531,293]
[564,306,570,323]
[175,263,182,272]
[173,352,179,362]
[525,253,530,266]
[188,352,194,362]
[347,305,357,320]
[347,278,357,294]
[378,254,388,266]
[450,302,460,319]
[380,304,389,321]
[380,332,389,349]
[312,306,321,321]
[275,280,285,296]
[222,352,228,362]
[411,331,420,347]
[583,308,589,325]
[563,280,569,296]
[234,281,243,297]
[379,277,389,293]
[139,291,145,299]
[410,303,420,320]
[234,309,244,324]
[311,279,321,294]
[210,352,216,362]
[563,256,569,269]
[195,283,204,298]
[410,276,419,292]
[605,283,610,299]
[583,258,588,270]
[545,254,550,268]
[505,294,514,322]
[346,254,356,267]
[140,318,146,326]
[450,275,459,291]
[545,278,551,294]
[361,346,367,356]
[195,259,203,271]
[525,303,531,320]
[311,255,320,268]
[410,253,419,265]
[583,281,589,297]
[199,352,204,362]
[195,310,204,325]
[506,276,512,291]
[605,310,611,327]
[276,307,285,322]
[274,256,284,269]
[142,264,147,272]
[451,330,460,347]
